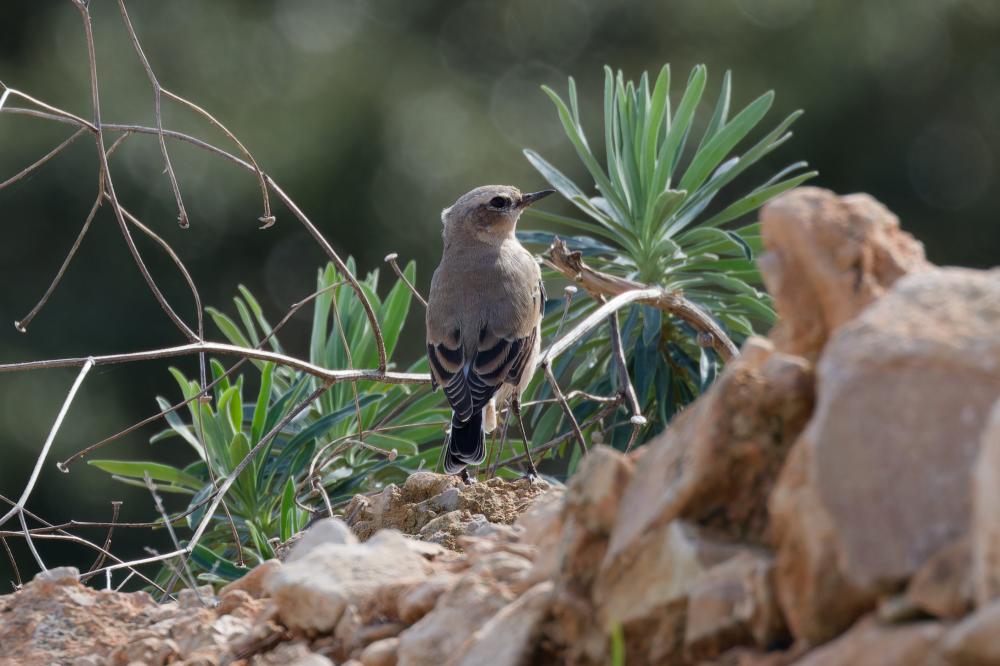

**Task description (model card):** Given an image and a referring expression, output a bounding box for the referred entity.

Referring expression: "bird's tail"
[444,410,485,474]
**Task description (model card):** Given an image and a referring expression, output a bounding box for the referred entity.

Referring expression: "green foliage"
[90,259,448,583]
[521,65,815,455]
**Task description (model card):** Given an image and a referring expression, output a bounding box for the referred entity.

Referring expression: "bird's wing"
[427,325,535,423]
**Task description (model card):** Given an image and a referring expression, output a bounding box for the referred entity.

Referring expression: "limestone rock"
[286,518,358,562]
[563,446,634,535]
[973,399,1000,606]
[604,337,814,579]
[792,616,945,666]
[451,582,553,666]
[771,267,1000,643]
[759,186,930,360]
[598,521,743,626]
[684,550,787,662]
[359,637,399,666]
[939,599,1000,665]
[396,571,515,666]
[905,537,972,620]
[266,529,436,633]
[0,569,167,664]
[769,438,874,643]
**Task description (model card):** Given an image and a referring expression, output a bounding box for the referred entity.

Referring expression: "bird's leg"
[512,397,538,480]
[489,401,515,478]
[459,468,476,485]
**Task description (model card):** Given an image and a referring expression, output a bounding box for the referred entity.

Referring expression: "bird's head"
[441,185,554,244]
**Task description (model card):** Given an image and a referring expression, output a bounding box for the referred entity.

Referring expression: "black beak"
[518,189,555,208]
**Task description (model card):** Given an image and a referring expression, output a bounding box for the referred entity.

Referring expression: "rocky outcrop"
[758,186,931,360]
[769,266,1000,643]
[1,188,998,665]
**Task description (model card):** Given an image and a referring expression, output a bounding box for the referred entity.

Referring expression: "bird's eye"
[489,196,510,209]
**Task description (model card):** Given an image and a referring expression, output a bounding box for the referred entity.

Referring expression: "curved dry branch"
[0,341,427,385]
[546,238,739,361]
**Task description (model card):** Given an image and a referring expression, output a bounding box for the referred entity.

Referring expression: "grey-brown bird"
[426,185,553,479]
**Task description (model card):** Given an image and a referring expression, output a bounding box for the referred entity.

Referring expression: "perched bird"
[426,185,553,479]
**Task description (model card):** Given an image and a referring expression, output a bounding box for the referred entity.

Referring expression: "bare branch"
[384,253,427,308]
[116,0,189,227]
[0,127,85,190]
[0,341,428,384]
[546,238,739,360]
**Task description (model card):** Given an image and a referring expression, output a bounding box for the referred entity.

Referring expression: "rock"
[684,550,787,661]
[396,574,460,624]
[396,572,515,666]
[514,488,565,585]
[603,337,814,580]
[564,446,634,535]
[220,559,281,599]
[906,537,972,619]
[451,582,553,666]
[286,518,358,562]
[939,599,1000,665]
[973,399,1000,606]
[33,566,80,587]
[598,521,745,628]
[177,585,216,609]
[359,637,399,666]
[266,529,436,633]
[769,439,874,643]
[771,267,1000,643]
[793,616,946,666]
[759,187,930,360]
[0,571,166,664]
[106,636,179,665]
[345,473,552,551]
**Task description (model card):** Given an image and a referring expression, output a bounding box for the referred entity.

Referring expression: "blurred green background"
[1,0,997,588]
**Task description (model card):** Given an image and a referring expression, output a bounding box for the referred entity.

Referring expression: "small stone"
[451,582,553,666]
[33,566,80,587]
[939,599,1000,665]
[286,517,358,562]
[220,559,281,599]
[359,637,399,666]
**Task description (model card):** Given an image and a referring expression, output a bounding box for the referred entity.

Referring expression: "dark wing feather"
[427,326,535,423]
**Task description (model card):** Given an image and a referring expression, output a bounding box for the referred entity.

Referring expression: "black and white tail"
[443,409,485,474]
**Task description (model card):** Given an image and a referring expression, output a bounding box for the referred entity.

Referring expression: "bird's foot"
[459,468,477,485]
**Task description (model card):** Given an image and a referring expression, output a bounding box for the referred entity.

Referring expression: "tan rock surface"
[684,550,787,662]
[771,267,1000,643]
[973,399,1000,606]
[0,568,171,665]
[906,536,972,620]
[792,616,946,666]
[450,582,553,666]
[759,186,930,360]
[266,527,437,633]
[939,599,1000,665]
[603,337,813,584]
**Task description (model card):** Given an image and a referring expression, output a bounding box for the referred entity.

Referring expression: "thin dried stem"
[384,253,427,307]
[143,472,202,604]
[16,192,103,332]
[607,306,646,453]
[83,501,121,578]
[0,359,93,527]
[542,364,587,457]
[0,535,20,589]
[0,127,85,190]
[74,2,198,342]
[0,341,426,384]
[116,0,188,227]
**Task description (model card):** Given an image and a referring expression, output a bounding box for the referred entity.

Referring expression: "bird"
[425,185,553,480]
